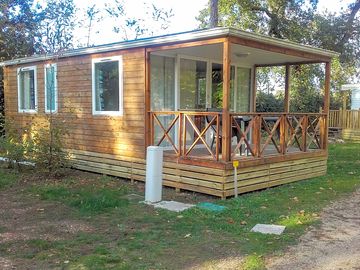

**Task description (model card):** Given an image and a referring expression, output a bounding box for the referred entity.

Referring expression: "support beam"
[284,64,290,112]
[251,66,257,112]
[222,38,231,162]
[144,49,151,152]
[322,61,331,149]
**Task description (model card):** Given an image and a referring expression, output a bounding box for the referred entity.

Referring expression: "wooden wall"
[4,48,146,159]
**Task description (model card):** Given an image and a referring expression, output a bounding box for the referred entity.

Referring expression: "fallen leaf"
[184,234,191,238]
[240,221,247,225]
[227,218,235,224]
[298,210,305,216]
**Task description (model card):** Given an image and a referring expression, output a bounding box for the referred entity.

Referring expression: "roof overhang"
[0,27,340,67]
[341,84,360,91]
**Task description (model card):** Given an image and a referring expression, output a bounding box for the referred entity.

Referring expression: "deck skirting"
[342,129,360,142]
[68,149,327,198]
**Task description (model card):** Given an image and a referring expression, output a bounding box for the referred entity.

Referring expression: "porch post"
[222,38,231,162]
[322,61,331,149]
[284,64,290,112]
[251,66,257,112]
[145,49,151,152]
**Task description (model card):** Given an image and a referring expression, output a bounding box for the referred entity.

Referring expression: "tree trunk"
[209,0,219,28]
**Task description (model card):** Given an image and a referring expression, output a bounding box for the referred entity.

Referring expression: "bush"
[30,115,70,175]
[0,115,32,170]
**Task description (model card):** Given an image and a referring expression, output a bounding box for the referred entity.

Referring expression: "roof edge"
[0,27,339,67]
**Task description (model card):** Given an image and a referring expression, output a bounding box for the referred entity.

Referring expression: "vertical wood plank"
[280,115,286,154]
[284,64,290,112]
[216,114,220,161]
[323,61,331,150]
[302,115,308,152]
[253,115,261,157]
[178,112,183,157]
[222,38,231,162]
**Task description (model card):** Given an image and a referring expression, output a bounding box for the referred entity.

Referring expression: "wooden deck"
[68,148,327,198]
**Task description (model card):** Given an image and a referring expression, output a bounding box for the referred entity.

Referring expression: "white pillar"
[145,146,163,203]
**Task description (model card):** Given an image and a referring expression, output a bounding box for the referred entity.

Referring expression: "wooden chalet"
[0,28,338,198]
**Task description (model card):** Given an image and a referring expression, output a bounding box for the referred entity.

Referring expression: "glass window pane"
[19,69,35,110]
[180,59,207,110]
[45,66,56,111]
[95,61,119,112]
[211,63,223,109]
[235,67,251,112]
[150,55,175,111]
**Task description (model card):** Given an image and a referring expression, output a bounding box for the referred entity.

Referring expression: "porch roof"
[0,27,339,67]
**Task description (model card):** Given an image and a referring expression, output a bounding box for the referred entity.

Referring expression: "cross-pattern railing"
[149,111,327,162]
[150,111,221,160]
[230,113,327,160]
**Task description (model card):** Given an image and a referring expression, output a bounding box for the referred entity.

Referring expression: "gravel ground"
[267,189,360,270]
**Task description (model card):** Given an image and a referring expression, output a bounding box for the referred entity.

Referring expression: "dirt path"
[267,189,360,270]
[0,188,95,269]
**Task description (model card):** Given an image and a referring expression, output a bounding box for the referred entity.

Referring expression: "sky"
[72,0,355,46]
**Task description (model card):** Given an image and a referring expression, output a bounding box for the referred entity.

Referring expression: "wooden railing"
[149,111,327,162]
[329,109,360,129]
[230,113,326,160]
[150,111,221,160]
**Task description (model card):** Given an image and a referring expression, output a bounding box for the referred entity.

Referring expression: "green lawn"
[0,143,359,269]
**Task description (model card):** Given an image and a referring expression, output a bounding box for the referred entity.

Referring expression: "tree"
[209,0,219,28]
[84,4,101,47]
[197,0,360,111]
[36,0,77,53]
[105,1,173,40]
[0,0,42,130]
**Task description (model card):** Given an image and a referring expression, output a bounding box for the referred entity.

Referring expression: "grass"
[0,143,359,269]
[0,167,18,189]
[30,177,128,215]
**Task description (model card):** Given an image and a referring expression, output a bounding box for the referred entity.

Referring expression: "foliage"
[0,115,32,169]
[30,115,70,175]
[36,0,77,53]
[197,0,360,111]
[256,91,284,112]
[105,0,174,40]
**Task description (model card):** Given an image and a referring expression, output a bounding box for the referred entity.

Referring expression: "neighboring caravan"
[329,84,360,141]
[0,28,338,198]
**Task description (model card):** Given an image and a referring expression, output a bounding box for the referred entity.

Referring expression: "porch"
[140,29,333,197]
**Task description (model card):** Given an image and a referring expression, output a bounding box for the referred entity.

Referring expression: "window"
[92,56,123,115]
[44,64,57,113]
[17,66,37,113]
[179,58,207,110]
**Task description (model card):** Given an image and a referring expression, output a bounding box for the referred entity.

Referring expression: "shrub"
[30,114,70,175]
[0,115,32,170]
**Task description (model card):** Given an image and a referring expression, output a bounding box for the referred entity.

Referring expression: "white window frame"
[17,66,38,113]
[44,63,58,113]
[92,56,123,116]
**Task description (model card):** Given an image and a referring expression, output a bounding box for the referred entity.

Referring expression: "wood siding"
[4,48,146,159]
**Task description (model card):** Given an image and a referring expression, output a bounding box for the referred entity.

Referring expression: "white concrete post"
[145,146,163,203]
